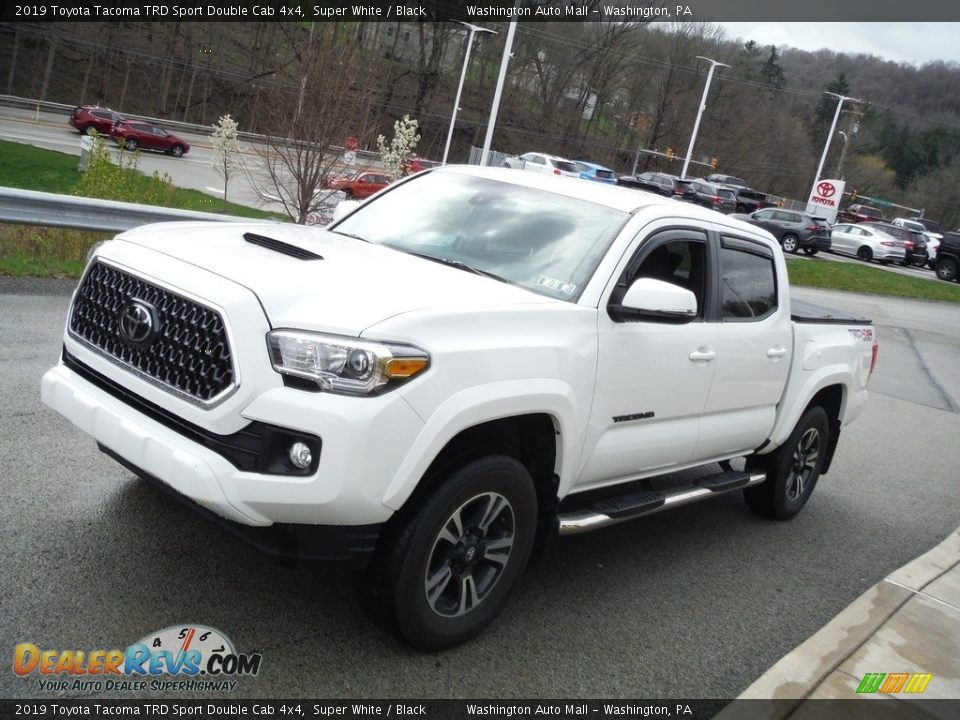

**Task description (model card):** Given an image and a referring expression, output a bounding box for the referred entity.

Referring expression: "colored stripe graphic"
[857,672,932,694]
[857,673,885,693]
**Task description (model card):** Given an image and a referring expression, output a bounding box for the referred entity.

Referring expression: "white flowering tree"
[377,115,420,182]
[210,114,240,203]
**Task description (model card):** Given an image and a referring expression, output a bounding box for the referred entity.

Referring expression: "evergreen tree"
[759,46,786,91]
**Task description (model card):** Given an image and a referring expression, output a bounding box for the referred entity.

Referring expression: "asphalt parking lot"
[1,278,958,700]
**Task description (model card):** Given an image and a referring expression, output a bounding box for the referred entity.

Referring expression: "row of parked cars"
[501,152,960,282]
[69,105,191,157]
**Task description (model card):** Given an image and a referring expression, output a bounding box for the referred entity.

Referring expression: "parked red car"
[69,106,124,136]
[323,171,390,199]
[402,156,441,175]
[110,120,190,157]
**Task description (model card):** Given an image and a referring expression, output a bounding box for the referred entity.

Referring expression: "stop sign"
[345,136,358,152]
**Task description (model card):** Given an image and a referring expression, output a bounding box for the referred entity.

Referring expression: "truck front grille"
[69,261,234,404]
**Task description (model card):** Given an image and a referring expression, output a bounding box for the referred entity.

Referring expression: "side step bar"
[557,470,766,535]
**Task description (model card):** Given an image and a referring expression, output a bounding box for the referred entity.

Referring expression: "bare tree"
[251,26,380,224]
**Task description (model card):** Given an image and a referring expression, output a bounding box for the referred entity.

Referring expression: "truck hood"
[113,221,558,335]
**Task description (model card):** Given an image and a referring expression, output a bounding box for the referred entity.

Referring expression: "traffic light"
[666,147,675,160]
[710,157,719,170]
[851,188,859,201]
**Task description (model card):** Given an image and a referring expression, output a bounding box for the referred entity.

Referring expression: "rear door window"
[719,238,777,321]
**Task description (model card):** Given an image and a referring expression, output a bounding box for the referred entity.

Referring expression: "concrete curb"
[715,525,960,718]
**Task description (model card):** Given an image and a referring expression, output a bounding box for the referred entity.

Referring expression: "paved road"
[0,108,373,219]
[1,281,959,701]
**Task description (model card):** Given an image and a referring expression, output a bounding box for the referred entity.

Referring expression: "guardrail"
[0,186,274,233]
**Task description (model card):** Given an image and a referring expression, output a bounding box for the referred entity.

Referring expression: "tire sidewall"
[782,235,799,253]
[768,407,829,519]
[393,456,537,650]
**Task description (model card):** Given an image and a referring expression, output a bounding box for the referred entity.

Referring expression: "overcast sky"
[713,23,960,66]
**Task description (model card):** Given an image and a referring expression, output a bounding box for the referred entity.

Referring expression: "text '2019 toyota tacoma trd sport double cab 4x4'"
[43,167,878,649]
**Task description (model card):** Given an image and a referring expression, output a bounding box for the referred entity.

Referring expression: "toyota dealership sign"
[806,179,846,223]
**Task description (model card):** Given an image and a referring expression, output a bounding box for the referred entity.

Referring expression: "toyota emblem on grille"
[118,299,159,346]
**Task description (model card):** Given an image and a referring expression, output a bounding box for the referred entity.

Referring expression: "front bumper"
[42,351,425,564]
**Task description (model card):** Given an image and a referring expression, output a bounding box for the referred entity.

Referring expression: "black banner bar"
[2,0,960,23]
[4,700,960,720]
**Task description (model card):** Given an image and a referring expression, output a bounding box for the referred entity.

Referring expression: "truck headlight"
[267,330,429,395]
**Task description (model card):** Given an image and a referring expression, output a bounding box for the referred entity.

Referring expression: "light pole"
[480,17,518,167]
[442,22,496,166]
[812,92,861,189]
[680,56,729,179]
[834,130,849,179]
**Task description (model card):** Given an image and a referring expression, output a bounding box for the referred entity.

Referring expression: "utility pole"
[480,14,518,166]
[443,22,496,165]
[812,92,861,189]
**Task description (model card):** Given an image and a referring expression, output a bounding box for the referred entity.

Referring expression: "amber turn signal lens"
[383,358,428,378]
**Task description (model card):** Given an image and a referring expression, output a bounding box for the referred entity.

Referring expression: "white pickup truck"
[42,167,878,649]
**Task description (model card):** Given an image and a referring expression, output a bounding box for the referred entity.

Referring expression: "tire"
[357,455,537,650]
[801,248,819,256]
[935,257,959,282]
[781,235,799,254]
[912,257,927,268]
[82,125,97,136]
[744,406,829,520]
[856,246,873,263]
[122,138,138,151]
[170,145,185,158]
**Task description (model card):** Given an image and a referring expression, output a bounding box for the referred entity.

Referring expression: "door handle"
[688,348,716,363]
[766,346,788,360]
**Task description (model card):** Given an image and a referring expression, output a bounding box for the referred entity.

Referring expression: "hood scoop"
[243,232,323,260]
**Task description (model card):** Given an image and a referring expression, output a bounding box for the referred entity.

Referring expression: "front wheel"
[358,455,537,650]
[170,145,185,158]
[857,246,873,263]
[744,406,829,520]
[122,138,138,151]
[781,235,799,254]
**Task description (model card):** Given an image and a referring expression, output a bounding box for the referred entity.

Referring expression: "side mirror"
[331,199,361,222]
[611,277,698,323]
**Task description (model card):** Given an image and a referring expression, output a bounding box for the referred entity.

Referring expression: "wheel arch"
[395,414,559,520]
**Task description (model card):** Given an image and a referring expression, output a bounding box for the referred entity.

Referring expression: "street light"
[834,130,849,179]
[443,21,496,165]
[480,17,518,167]
[811,92,861,189]
[680,56,730,180]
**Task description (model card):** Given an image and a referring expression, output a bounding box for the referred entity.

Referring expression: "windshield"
[330,172,628,302]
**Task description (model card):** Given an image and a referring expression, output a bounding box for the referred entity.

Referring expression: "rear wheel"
[856,246,873,262]
[83,125,98,136]
[357,455,537,650]
[781,234,799,254]
[744,406,829,520]
[936,257,959,282]
[122,138,138,151]
[801,247,819,256]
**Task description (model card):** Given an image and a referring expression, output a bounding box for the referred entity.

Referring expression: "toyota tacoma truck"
[42,167,878,650]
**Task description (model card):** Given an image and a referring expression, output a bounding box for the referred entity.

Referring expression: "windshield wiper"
[330,230,370,243]
[402,251,507,282]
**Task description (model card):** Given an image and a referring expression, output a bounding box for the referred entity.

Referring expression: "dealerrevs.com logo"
[13,625,262,693]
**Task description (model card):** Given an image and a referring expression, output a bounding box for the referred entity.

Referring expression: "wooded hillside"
[2,19,958,226]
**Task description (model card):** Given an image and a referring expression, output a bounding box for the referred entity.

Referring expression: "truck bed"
[791,298,872,326]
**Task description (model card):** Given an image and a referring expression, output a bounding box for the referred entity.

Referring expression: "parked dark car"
[69,106,124,136]
[720,185,770,213]
[836,204,884,224]
[617,172,696,200]
[733,208,832,255]
[934,232,960,282]
[110,120,190,157]
[861,222,928,267]
[686,179,737,214]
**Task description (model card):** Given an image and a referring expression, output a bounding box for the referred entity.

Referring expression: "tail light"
[905,241,914,250]
[880,241,895,247]
[553,169,561,175]
[869,341,879,378]
[807,224,820,232]
[710,195,723,204]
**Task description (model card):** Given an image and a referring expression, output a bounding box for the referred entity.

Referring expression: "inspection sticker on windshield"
[538,276,577,295]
